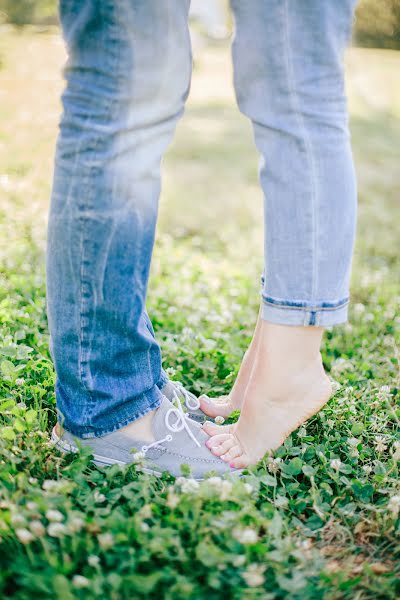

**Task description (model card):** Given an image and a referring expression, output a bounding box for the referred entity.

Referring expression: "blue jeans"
[47,0,358,438]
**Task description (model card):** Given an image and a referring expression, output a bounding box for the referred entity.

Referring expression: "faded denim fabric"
[46,0,357,438]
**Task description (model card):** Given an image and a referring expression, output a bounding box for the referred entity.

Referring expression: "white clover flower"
[42,480,64,492]
[350,448,359,459]
[72,575,90,589]
[176,477,200,493]
[166,489,180,509]
[377,386,392,402]
[232,555,246,567]
[362,464,372,474]
[15,378,25,386]
[16,528,34,544]
[207,476,223,488]
[298,427,307,438]
[28,477,38,485]
[46,509,64,522]
[131,451,145,462]
[233,527,258,545]
[242,564,265,587]
[387,495,400,517]
[98,532,114,549]
[140,522,150,532]
[331,358,354,377]
[93,491,106,503]
[327,419,335,429]
[330,459,342,471]
[330,380,341,393]
[29,520,45,537]
[220,480,233,500]
[243,483,253,494]
[47,522,66,538]
[374,436,387,453]
[16,401,27,409]
[354,303,365,314]
[68,517,85,533]
[267,458,280,474]
[88,555,100,568]
[26,502,38,512]
[11,514,26,527]
[348,437,360,447]
[214,416,225,425]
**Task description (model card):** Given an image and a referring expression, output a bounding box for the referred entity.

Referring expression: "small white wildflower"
[233,527,258,545]
[374,436,387,453]
[243,483,253,494]
[207,476,223,488]
[354,303,365,314]
[330,380,341,393]
[11,514,26,527]
[267,457,280,474]
[98,532,114,549]
[220,480,233,501]
[72,575,90,589]
[88,555,100,568]
[176,477,200,493]
[131,451,145,462]
[16,528,34,544]
[298,427,307,438]
[42,480,63,492]
[330,459,342,471]
[348,437,360,447]
[93,491,106,503]
[15,378,25,386]
[28,477,38,485]
[166,489,180,509]
[46,509,64,522]
[29,520,45,537]
[242,564,265,587]
[68,517,85,533]
[16,401,26,409]
[377,386,392,402]
[350,448,359,458]
[141,522,150,532]
[26,501,38,512]
[387,495,400,517]
[362,464,372,474]
[327,419,335,429]
[47,522,66,538]
[232,555,246,567]
[214,416,225,425]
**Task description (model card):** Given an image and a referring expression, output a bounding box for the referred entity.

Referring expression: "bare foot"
[199,311,262,419]
[205,322,333,468]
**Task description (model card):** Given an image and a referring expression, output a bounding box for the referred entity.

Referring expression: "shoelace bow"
[141,387,201,455]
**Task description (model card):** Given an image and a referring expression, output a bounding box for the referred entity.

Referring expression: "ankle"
[259,321,324,364]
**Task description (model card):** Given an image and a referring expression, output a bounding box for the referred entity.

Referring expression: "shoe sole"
[51,427,243,481]
[51,427,164,477]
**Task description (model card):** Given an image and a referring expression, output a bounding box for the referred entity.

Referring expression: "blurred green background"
[1,0,400,49]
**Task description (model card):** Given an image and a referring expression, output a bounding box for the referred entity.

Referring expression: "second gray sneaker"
[51,397,240,480]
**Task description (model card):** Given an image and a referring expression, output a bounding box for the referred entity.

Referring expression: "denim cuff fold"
[260,295,349,327]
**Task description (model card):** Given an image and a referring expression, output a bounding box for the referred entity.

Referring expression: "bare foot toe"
[199,395,235,419]
[202,421,233,435]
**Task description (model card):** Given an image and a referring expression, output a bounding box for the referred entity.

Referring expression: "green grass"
[0,28,399,599]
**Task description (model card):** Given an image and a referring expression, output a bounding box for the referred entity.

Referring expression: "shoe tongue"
[152,396,206,442]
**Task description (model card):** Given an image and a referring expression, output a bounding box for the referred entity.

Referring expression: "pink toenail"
[229,463,235,468]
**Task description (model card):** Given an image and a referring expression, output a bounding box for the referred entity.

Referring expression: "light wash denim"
[47,0,358,438]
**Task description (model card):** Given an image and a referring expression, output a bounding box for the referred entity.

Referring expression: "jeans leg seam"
[283,0,319,304]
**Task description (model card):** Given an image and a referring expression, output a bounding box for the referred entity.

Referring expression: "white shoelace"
[141,391,201,455]
[171,380,201,412]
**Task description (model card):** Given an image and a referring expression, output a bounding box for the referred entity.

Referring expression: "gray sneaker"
[51,397,240,479]
[161,380,207,423]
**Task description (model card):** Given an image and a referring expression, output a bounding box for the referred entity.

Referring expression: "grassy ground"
[0,27,399,599]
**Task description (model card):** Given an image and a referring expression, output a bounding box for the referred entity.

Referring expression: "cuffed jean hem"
[59,385,163,440]
[260,295,349,327]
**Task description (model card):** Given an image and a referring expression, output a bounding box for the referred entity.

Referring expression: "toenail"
[229,463,235,468]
